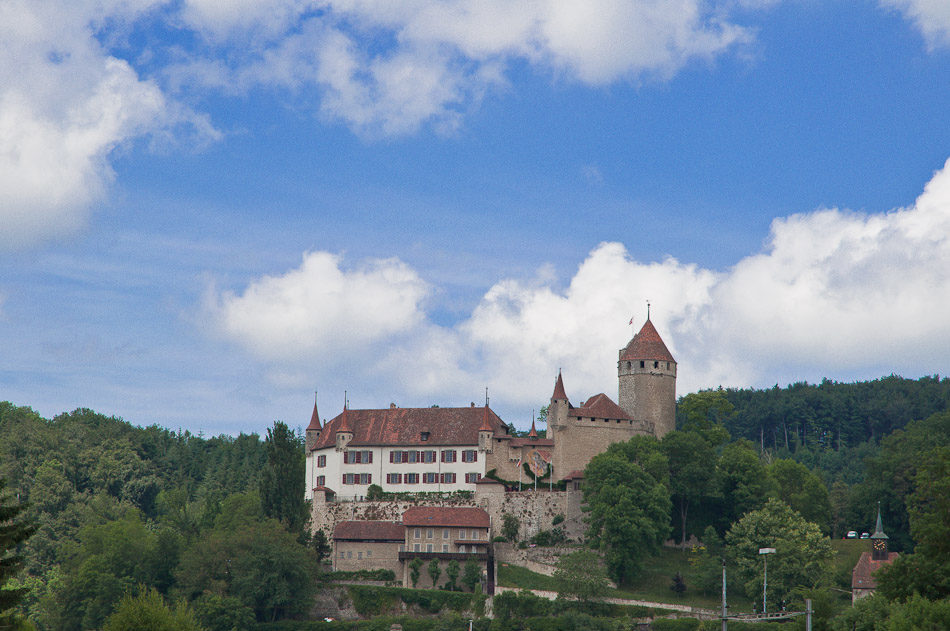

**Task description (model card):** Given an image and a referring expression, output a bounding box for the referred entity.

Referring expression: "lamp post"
[758,548,775,616]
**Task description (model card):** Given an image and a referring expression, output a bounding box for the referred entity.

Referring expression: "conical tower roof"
[871,502,888,539]
[620,317,675,362]
[478,404,494,432]
[551,371,567,400]
[306,394,322,431]
[336,403,352,434]
[528,419,538,439]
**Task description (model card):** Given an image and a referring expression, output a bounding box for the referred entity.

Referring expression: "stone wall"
[312,485,585,543]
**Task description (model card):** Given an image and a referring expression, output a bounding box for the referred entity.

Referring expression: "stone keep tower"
[618,316,677,438]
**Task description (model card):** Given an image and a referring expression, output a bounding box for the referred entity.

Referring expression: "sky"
[3,0,950,437]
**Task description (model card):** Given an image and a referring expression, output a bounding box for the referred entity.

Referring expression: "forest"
[1,374,948,630]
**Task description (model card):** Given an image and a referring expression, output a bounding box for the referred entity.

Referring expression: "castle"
[304,316,676,499]
[304,316,677,587]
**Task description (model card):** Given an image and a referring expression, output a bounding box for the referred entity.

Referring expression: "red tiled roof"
[337,405,352,433]
[528,420,538,438]
[333,520,404,541]
[570,393,632,421]
[562,470,585,480]
[552,372,567,400]
[620,319,675,362]
[313,485,335,494]
[851,551,899,590]
[479,405,494,432]
[307,399,321,431]
[312,405,507,451]
[402,507,490,528]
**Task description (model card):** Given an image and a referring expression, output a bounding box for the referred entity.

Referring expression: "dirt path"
[492,585,720,619]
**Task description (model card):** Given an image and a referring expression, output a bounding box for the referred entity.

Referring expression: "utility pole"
[805,598,812,631]
[759,547,775,615]
[721,559,728,631]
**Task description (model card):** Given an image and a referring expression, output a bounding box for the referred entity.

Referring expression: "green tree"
[102,587,201,631]
[0,478,35,629]
[309,529,331,563]
[831,593,950,631]
[409,558,423,588]
[584,436,671,585]
[445,559,460,590]
[678,390,733,445]
[768,459,832,533]
[662,430,718,545]
[193,593,254,631]
[553,549,610,602]
[501,514,519,543]
[715,439,774,533]
[461,558,481,592]
[260,422,306,533]
[725,498,832,608]
[427,558,442,588]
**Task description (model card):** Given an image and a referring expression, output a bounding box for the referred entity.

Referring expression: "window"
[316,475,325,486]
[423,472,438,484]
[414,543,420,552]
[317,454,326,467]
[421,432,430,441]
[654,361,659,369]
[414,528,421,539]
[459,529,465,540]
[366,550,372,558]
[387,473,402,484]
[405,473,419,484]
[343,450,372,464]
[443,529,449,539]
[442,544,449,552]
[422,450,436,463]
[426,543,433,552]
[426,529,434,539]
[390,451,404,463]
[408,451,418,463]
[441,449,457,462]
[339,551,345,558]
[465,473,479,484]
[666,362,671,369]
[462,449,477,463]
[347,551,352,559]
[440,472,456,484]
[357,551,362,560]
[640,360,645,368]
[342,473,353,484]
[459,544,466,553]
[359,473,372,485]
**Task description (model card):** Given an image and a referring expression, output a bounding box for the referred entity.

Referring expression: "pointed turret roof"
[336,403,352,434]
[479,404,494,432]
[528,419,538,439]
[306,394,322,431]
[620,317,675,362]
[551,371,567,401]
[871,502,888,540]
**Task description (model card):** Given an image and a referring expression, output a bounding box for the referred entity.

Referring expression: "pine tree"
[260,422,306,533]
[0,478,36,628]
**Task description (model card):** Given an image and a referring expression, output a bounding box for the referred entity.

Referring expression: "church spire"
[552,370,567,401]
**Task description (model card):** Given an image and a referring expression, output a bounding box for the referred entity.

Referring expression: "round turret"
[618,317,677,438]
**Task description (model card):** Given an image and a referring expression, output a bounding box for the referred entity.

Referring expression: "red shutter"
[367,474,372,484]
[367,451,373,464]
[343,451,349,464]
[472,451,477,462]
[390,451,394,463]
[440,451,445,463]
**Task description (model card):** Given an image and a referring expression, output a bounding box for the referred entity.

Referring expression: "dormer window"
[420,431,430,441]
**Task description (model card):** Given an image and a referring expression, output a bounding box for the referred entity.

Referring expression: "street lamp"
[758,547,776,615]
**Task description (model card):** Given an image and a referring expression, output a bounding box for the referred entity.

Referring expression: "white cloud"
[881,0,950,49]
[169,0,754,136]
[210,251,430,362]
[212,158,950,411]
[0,0,216,248]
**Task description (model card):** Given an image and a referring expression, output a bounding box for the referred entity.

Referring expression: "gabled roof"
[551,372,567,401]
[620,318,675,362]
[402,507,491,529]
[852,551,899,590]
[333,520,404,541]
[510,437,554,448]
[312,405,508,451]
[570,393,632,421]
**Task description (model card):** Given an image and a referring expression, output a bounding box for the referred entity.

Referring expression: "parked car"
[860,532,870,539]
[846,530,858,538]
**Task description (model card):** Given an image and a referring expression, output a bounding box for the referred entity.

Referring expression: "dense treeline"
[706,375,950,450]
[0,402,320,631]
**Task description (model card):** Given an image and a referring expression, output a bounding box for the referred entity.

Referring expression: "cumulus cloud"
[169,0,753,136]
[212,159,950,409]
[0,0,216,248]
[882,0,950,49]
[210,251,430,362]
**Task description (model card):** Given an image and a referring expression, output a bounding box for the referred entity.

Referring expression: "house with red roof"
[305,316,676,507]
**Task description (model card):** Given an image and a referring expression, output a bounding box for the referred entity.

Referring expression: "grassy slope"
[498,540,871,612]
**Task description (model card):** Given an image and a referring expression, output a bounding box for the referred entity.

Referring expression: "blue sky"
[3,0,950,436]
